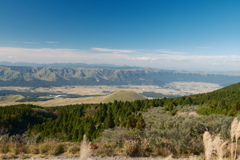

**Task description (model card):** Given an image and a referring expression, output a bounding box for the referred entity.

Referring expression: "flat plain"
[0,82,221,107]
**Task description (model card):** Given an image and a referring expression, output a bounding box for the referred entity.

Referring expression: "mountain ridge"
[0,65,240,87]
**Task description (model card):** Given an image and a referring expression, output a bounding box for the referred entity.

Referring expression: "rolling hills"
[1,65,240,87]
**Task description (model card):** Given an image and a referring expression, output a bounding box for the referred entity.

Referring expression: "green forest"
[1,82,240,158]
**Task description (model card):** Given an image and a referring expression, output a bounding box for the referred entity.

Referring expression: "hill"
[0,65,240,87]
[0,95,24,104]
[161,82,240,116]
[103,90,147,102]
[193,82,240,115]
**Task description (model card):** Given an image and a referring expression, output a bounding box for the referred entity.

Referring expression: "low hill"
[103,90,147,102]
[0,95,24,103]
[0,65,240,87]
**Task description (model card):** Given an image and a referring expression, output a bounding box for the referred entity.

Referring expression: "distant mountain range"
[0,64,240,87]
[0,61,140,69]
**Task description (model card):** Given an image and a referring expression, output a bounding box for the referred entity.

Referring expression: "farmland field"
[0,82,221,107]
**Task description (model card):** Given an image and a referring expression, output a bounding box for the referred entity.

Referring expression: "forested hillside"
[0,100,157,142]
[149,82,240,116]
[1,83,240,158]
[1,65,240,87]
[2,82,240,140]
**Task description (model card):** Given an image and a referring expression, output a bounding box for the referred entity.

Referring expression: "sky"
[0,0,239,72]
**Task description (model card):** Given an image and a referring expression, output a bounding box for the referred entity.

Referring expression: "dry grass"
[0,142,81,159]
[0,95,24,106]
[218,141,229,160]
[1,90,147,107]
[231,118,238,160]
[203,131,213,160]
[201,118,240,160]
[212,135,229,160]
[66,144,80,156]
[79,135,92,160]
[203,132,230,160]
[235,122,240,159]
[103,90,146,103]
[123,139,140,156]
[0,96,107,107]
[26,96,106,107]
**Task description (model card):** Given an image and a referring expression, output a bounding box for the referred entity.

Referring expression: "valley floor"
[0,82,221,107]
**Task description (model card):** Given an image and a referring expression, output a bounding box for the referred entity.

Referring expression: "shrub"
[39,142,55,155]
[28,144,39,154]
[143,107,233,156]
[123,139,141,156]
[66,144,80,155]
[52,143,65,155]
[0,143,10,153]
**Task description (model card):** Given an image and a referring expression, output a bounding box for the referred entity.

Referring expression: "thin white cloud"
[127,53,240,71]
[92,48,135,53]
[130,57,158,61]
[0,47,131,65]
[155,49,185,54]
[1,47,240,71]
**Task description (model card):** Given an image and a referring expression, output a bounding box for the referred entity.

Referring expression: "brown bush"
[52,143,65,155]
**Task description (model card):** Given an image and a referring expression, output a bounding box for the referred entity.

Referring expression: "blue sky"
[0,0,239,71]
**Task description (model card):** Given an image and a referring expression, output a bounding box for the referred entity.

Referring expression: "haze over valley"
[0,63,232,106]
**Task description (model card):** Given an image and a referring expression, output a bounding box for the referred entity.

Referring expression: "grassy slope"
[103,90,146,102]
[0,96,106,107]
[0,95,24,106]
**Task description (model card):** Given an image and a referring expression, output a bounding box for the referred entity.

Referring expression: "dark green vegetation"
[31,101,148,142]
[0,90,56,97]
[0,99,153,142]
[161,82,240,116]
[16,97,54,102]
[1,65,240,87]
[141,92,179,98]
[0,105,56,135]
[0,90,96,102]
[1,82,240,157]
